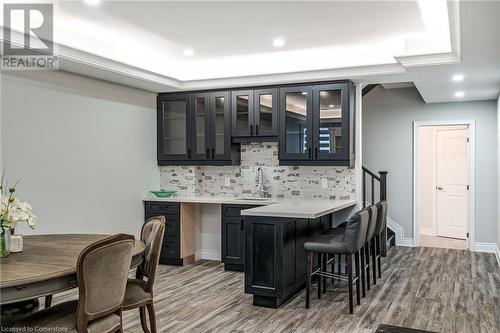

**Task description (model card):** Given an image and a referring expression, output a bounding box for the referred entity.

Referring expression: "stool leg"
[337,254,342,274]
[371,238,377,285]
[306,251,312,309]
[360,247,366,297]
[365,243,371,291]
[322,253,327,294]
[330,254,335,286]
[354,251,361,306]
[318,253,322,300]
[347,253,353,314]
[377,235,382,279]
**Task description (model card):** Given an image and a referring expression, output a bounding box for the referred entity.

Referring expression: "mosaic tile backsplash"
[159,142,355,200]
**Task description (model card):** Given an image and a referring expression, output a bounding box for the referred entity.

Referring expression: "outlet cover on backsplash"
[159,142,355,200]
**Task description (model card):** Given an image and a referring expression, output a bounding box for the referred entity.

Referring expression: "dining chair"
[14,234,134,333]
[122,216,165,333]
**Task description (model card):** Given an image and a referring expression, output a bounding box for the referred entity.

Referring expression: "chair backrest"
[365,205,378,241]
[343,209,369,253]
[138,216,166,293]
[76,233,134,332]
[374,201,388,235]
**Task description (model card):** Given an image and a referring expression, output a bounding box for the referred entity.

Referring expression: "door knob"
[436,186,444,190]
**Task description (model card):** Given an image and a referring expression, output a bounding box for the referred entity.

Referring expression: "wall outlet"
[225,177,231,186]
[321,178,328,188]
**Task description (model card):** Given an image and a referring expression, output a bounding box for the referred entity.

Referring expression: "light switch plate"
[225,177,231,186]
[321,178,328,188]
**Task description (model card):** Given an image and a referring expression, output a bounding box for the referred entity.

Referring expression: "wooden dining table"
[0,234,146,305]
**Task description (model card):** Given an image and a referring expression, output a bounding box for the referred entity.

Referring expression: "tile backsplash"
[159,142,355,200]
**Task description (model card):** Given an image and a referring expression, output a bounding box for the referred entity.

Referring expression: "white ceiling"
[1,0,499,103]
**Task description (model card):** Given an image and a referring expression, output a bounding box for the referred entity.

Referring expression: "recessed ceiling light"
[452,74,464,82]
[454,91,465,98]
[273,38,286,48]
[329,104,334,108]
[83,0,101,5]
[183,48,194,57]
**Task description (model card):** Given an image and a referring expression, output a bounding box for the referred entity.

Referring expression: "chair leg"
[377,235,382,279]
[371,238,377,285]
[139,306,150,333]
[330,254,335,286]
[146,303,157,333]
[317,253,322,300]
[354,251,361,306]
[365,243,371,291]
[360,248,366,298]
[337,254,342,274]
[347,253,353,314]
[322,253,327,294]
[306,251,312,309]
[44,295,53,308]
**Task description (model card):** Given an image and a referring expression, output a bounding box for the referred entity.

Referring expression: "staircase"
[362,167,394,256]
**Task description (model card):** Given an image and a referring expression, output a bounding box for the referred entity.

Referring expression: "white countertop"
[142,193,276,206]
[240,199,357,219]
[143,193,357,219]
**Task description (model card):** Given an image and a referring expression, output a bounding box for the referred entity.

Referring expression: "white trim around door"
[412,120,476,251]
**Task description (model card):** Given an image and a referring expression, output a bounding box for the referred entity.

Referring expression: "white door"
[436,127,469,239]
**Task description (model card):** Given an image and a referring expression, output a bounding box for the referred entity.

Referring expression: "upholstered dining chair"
[14,233,135,333]
[122,216,165,333]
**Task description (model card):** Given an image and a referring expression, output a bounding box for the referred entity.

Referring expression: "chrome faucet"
[255,167,265,198]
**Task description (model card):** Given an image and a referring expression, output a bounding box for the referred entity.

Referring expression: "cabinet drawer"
[146,214,180,236]
[222,204,257,217]
[161,236,180,259]
[145,202,179,215]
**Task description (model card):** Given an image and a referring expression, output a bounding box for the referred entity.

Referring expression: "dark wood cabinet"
[231,88,278,140]
[158,91,238,165]
[221,204,257,272]
[144,201,182,266]
[279,82,354,166]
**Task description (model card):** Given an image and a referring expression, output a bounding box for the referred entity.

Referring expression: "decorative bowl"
[150,190,177,198]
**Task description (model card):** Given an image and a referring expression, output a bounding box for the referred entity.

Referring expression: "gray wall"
[0,71,159,237]
[498,94,500,250]
[363,86,497,243]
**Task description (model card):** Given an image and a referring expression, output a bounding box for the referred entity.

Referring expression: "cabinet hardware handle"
[250,125,253,136]
[211,149,215,159]
[256,125,259,136]
[240,218,244,231]
[315,147,318,159]
[308,147,312,159]
[206,148,210,159]
[187,149,192,159]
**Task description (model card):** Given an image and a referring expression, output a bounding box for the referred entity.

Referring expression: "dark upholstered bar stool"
[304,210,369,314]
[362,205,378,292]
[374,201,388,280]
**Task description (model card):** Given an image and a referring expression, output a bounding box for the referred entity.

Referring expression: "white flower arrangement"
[0,170,37,231]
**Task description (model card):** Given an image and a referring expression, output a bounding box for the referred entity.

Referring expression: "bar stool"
[304,209,369,314]
[374,201,388,280]
[362,205,378,290]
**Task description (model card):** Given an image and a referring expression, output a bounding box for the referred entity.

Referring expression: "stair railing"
[362,167,388,256]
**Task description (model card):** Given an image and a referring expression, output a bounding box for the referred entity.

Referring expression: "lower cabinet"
[144,201,182,266]
[221,204,257,272]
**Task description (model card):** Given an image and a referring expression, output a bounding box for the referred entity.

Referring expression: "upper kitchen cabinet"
[231,88,278,141]
[157,93,191,162]
[279,82,354,166]
[158,90,239,165]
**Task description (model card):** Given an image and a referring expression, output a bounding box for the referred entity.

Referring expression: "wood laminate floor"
[52,247,500,333]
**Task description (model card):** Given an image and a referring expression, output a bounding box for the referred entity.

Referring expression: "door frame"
[412,119,476,250]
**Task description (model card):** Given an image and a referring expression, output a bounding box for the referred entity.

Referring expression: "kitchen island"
[143,194,357,308]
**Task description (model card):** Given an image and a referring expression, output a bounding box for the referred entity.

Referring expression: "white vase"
[10,234,23,253]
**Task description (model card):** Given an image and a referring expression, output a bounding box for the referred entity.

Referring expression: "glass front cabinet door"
[210,91,231,161]
[190,93,210,160]
[279,82,354,165]
[157,93,191,162]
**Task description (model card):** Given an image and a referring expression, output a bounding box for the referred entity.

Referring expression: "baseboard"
[386,217,414,247]
[474,242,498,253]
[195,249,221,261]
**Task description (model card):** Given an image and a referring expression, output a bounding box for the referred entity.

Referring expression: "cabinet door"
[312,83,349,161]
[231,90,254,137]
[157,94,191,161]
[279,86,313,161]
[221,216,245,266]
[210,91,231,160]
[191,93,211,160]
[254,88,278,137]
